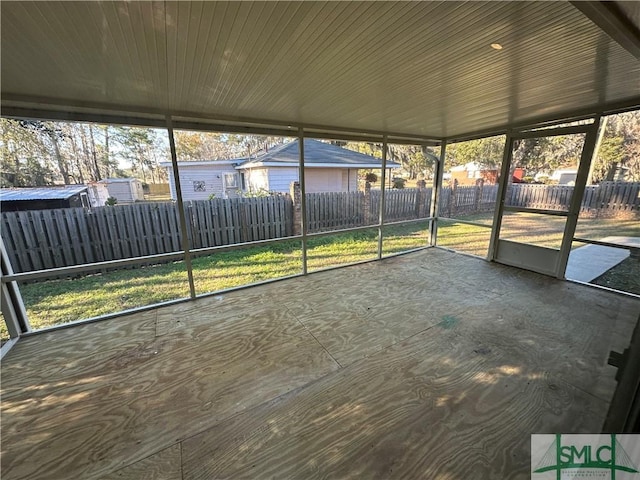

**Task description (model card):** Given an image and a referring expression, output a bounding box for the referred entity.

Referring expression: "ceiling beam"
[571,1,640,60]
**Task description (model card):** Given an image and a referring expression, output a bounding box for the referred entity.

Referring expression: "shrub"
[364,172,378,183]
[243,188,271,198]
[392,177,406,189]
[105,196,118,206]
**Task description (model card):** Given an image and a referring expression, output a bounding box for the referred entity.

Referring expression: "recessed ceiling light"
[491,43,503,50]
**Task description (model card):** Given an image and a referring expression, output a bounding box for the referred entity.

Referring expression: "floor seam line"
[555,375,613,405]
[285,305,343,369]
[176,363,347,446]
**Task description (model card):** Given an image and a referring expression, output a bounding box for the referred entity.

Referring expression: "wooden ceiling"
[2,1,640,140]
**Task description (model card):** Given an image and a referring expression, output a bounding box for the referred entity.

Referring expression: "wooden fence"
[580,182,640,217]
[2,182,638,273]
[439,182,640,218]
[304,187,432,233]
[439,184,498,217]
[305,191,365,232]
[2,196,292,273]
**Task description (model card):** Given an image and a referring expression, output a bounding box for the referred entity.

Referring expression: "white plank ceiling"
[1,1,640,139]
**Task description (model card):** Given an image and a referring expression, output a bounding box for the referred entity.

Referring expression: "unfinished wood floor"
[2,248,638,480]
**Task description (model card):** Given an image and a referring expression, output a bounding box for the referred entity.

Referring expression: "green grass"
[2,216,638,342]
[592,257,640,295]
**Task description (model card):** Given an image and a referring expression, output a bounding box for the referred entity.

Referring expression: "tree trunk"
[47,130,70,184]
[88,124,101,181]
[70,130,85,184]
[103,125,110,178]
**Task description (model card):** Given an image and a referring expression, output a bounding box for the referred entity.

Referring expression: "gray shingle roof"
[240,139,400,169]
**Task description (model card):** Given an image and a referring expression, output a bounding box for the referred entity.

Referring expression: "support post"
[289,182,302,236]
[416,179,427,218]
[556,116,601,279]
[363,181,372,224]
[0,236,30,339]
[377,136,388,259]
[450,179,459,218]
[488,133,514,261]
[166,115,196,299]
[586,115,608,186]
[474,178,484,212]
[298,129,308,274]
[429,141,446,246]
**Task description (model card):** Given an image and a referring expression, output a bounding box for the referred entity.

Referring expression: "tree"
[591,135,625,182]
[344,142,438,180]
[603,110,640,181]
[112,127,168,183]
[448,136,505,169]
[0,118,57,186]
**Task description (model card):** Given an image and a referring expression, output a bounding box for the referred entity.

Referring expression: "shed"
[99,178,144,204]
[238,139,400,193]
[0,185,106,211]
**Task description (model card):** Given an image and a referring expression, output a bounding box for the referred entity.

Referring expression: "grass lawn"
[592,257,640,296]
[3,216,638,342]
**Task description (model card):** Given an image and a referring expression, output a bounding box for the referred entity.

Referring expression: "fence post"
[363,182,371,224]
[451,179,458,217]
[474,178,484,212]
[416,179,426,217]
[290,181,302,236]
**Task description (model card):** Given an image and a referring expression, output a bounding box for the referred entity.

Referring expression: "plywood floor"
[2,248,639,480]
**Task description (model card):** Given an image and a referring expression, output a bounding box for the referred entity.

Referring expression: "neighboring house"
[160,160,242,201]
[162,139,400,200]
[239,139,400,194]
[99,178,145,204]
[550,169,578,185]
[0,184,109,211]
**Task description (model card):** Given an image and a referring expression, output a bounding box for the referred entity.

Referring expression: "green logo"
[533,434,639,479]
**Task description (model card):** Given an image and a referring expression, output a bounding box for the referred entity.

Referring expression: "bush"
[243,188,271,198]
[364,172,378,183]
[392,177,406,189]
[105,197,118,206]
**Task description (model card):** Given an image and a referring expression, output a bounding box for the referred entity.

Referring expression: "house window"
[467,170,475,179]
[224,173,238,189]
[193,180,206,192]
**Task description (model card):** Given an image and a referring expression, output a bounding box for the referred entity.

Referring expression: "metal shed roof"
[1,1,639,140]
[0,186,88,202]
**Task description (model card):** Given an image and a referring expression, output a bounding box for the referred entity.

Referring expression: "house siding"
[304,168,344,193]
[103,180,143,203]
[341,169,358,192]
[268,167,299,193]
[167,164,237,200]
[244,167,359,193]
